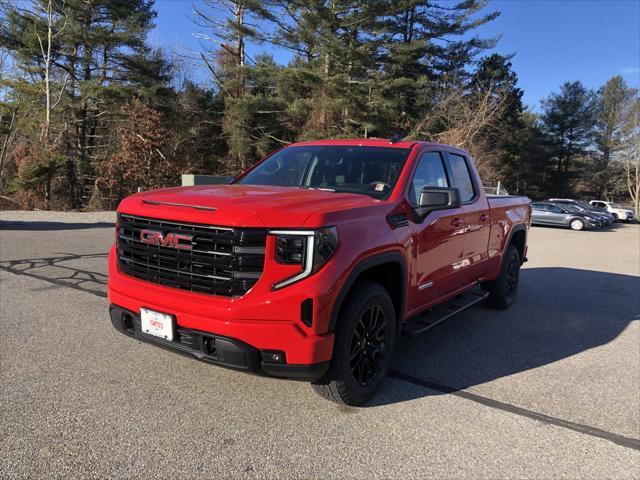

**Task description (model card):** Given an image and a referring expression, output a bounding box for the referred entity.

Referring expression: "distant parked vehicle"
[589,200,635,222]
[548,199,615,225]
[531,202,600,231]
[561,204,605,227]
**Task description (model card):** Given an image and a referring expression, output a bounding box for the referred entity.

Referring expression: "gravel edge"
[0,210,116,223]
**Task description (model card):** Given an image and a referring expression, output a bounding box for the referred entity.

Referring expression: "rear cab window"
[446,153,476,203]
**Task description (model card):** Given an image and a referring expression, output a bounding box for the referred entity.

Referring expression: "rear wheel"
[311,281,396,405]
[570,218,585,231]
[484,244,521,310]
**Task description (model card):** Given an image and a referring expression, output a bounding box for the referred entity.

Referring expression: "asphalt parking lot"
[1,211,639,478]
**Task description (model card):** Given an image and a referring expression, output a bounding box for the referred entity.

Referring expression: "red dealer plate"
[140,308,174,341]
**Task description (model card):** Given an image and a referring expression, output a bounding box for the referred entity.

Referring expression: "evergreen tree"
[540,81,595,197]
[0,0,163,208]
[591,76,637,198]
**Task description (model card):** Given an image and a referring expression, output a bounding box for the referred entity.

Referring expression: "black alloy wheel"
[503,249,520,302]
[350,304,389,387]
[311,281,396,405]
[484,244,521,310]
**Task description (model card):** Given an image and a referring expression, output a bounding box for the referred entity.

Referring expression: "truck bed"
[487,195,530,208]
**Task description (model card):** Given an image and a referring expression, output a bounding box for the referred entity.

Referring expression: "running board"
[402,290,489,338]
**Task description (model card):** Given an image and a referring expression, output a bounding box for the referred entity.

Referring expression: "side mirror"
[414,187,461,222]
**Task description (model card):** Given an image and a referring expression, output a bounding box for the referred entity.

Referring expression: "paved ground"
[1,211,639,478]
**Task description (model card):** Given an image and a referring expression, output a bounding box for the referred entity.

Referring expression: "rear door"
[546,204,568,225]
[531,203,550,224]
[408,149,466,311]
[444,151,491,283]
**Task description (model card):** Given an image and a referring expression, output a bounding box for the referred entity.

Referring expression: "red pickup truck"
[108,139,530,405]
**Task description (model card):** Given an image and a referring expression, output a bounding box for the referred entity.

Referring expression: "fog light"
[261,350,285,364]
[123,313,134,330]
[203,338,216,355]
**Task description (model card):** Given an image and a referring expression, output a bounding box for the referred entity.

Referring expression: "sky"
[151,0,640,110]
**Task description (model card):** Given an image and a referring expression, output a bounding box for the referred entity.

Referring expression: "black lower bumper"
[109,305,329,381]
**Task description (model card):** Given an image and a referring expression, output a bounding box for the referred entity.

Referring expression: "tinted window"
[547,205,563,213]
[531,203,545,210]
[448,153,475,202]
[236,146,410,199]
[409,151,449,204]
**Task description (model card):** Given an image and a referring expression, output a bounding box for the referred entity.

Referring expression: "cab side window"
[548,205,563,213]
[409,151,449,204]
[447,153,475,202]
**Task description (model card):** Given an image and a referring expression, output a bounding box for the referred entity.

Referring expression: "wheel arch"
[508,224,526,263]
[328,252,407,334]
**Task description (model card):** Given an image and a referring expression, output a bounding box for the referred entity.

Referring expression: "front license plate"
[140,308,174,341]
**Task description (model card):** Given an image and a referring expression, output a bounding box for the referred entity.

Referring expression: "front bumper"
[109,304,330,381]
[108,245,336,377]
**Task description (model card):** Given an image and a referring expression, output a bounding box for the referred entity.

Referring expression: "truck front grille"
[116,214,266,296]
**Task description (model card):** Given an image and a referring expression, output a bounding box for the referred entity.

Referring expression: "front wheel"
[570,218,585,231]
[484,244,521,310]
[311,281,396,405]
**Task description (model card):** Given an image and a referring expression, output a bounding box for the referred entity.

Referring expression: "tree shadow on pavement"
[369,267,639,406]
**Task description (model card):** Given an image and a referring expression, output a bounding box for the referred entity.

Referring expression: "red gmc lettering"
[139,229,193,250]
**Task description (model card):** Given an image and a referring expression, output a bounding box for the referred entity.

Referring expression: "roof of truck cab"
[289,138,462,151]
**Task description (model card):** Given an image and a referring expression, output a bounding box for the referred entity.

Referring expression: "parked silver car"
[531,202,600,231]
[548,199,615,224]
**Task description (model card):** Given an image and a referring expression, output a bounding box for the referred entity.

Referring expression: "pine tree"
[540,81,595,197]
[591,76,637,198]
[366,0,499,135]
[1,0,163,208]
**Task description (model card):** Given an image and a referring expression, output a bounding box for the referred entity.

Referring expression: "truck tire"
[484,244,520,310]
[311,281,396,405]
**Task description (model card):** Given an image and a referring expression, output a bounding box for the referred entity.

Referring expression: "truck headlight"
[269,227,338,289]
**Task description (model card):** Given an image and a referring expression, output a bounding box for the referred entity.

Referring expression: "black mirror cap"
[418,187,461,208]
[414,187,461,222]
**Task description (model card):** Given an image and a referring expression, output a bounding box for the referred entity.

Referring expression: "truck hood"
[118,184,384,228]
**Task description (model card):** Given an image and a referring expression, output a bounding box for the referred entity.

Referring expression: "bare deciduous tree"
[410,82,512,184]
[621,96,640,214]
[32,0,68,141]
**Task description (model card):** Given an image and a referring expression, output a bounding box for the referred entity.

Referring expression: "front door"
[408,150,466,313]
[546,204,568,224]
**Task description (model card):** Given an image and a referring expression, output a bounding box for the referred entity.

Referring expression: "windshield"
[610,203,621,208]
[235,146,411,199]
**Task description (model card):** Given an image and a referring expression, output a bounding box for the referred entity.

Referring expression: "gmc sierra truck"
[108,139,530,405]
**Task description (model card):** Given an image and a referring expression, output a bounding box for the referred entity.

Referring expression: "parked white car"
[589,200,635,222]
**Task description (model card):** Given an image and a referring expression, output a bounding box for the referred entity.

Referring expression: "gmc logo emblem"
[140,229,193,250]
